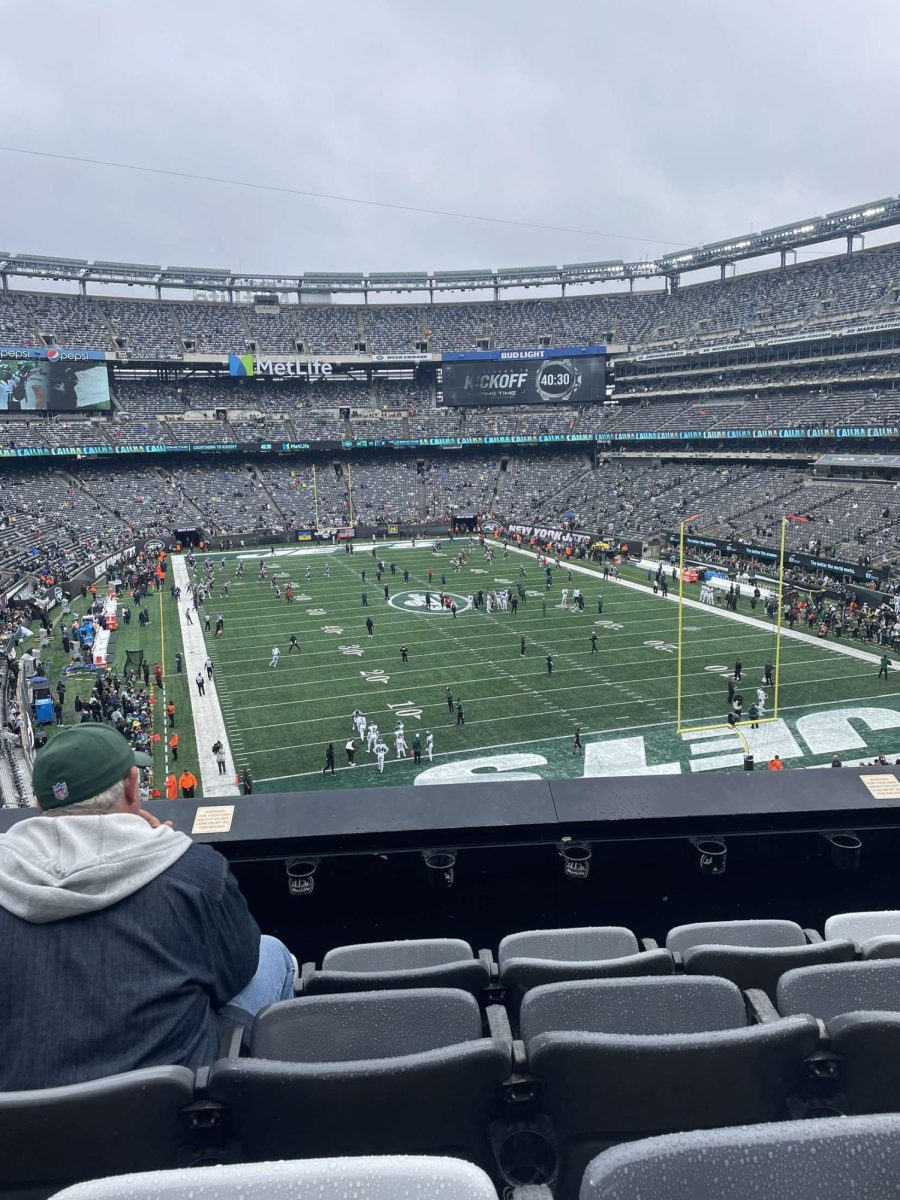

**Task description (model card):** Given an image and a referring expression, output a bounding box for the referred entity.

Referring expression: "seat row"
[10,960,900,1199]
[43,1117,900,1200]
[298,911,900,1009]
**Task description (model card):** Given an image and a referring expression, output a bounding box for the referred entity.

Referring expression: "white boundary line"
[171,557,239,797]
[504,544,889,668]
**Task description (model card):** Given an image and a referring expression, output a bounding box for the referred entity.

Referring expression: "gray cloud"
[0,0,896,275]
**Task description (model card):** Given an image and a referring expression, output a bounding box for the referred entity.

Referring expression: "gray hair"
[43,778,127,817]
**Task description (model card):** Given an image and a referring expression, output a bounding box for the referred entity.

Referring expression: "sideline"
[504,544,889,668]
[171,556,239,797]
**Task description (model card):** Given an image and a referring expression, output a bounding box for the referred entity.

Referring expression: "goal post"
[675,513,802,741]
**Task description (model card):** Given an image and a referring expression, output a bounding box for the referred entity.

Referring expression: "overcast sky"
[0,0,897,278]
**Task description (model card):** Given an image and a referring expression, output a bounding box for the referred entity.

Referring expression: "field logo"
[229,353,255,377]
[388,591,471,615]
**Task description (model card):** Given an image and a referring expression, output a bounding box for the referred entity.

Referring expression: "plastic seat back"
[667,919,808,954]
[522,977,820,1200]
[0,1066,194,1200]
[579,1114,900,1200]
[49,1155,501,1200]
[305,939,489,996]
[777,960,900,1021]
[207,988,511,1172]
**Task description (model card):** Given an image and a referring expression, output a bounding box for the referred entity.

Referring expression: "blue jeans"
[220,934,295,1037]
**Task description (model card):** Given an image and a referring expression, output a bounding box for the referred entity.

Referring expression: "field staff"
[179,769,197,798]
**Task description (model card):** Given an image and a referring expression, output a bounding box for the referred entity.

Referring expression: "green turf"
[30,544,900,797]
[193,543,900,793]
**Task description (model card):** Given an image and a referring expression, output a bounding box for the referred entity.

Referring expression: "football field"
[173,541,900,794]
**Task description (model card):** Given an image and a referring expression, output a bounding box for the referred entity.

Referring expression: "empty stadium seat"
[666,919,856,997]
[778,960,900,1114]
[206,988,511,1172]
[824,910,900,958]
[498,927,673,1014]
[578,1113,900,1200]
[0,1065,195,1200]
[48,1155,501,1200]
[520,976,820,1200]
[300,938,494,996]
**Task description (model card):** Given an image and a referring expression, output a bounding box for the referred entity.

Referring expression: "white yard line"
[171,556,239,798]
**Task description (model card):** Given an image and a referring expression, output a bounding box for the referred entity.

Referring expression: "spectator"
[0,724,294,1089]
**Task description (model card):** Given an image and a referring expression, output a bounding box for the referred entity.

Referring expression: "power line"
[0,144,690,249]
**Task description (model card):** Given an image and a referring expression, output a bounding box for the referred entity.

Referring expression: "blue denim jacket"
[0,843,260,1090]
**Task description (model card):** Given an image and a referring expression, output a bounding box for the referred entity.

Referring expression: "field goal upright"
[675,514,806,743]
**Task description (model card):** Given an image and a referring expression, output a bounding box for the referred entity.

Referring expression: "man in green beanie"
[0,724,294,1091]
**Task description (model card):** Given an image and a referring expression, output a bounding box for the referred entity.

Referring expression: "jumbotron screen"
[439,346,606,408]
[0,359,111,412]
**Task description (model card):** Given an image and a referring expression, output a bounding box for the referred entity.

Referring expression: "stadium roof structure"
[0,196,898,297]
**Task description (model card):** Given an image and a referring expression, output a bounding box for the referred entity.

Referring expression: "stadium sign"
[0,346,106,361]
[229,353,336,378]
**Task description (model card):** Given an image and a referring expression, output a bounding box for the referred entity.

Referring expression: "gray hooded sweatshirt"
[0,813,260,1090]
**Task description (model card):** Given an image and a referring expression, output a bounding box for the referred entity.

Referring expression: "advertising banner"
[441,349,607,408]
[667,532,888,584]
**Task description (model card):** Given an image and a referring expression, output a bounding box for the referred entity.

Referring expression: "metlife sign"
[229,353,337,379]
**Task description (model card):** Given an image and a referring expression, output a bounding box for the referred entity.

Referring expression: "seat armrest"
[479,947,499,983]
[512,1186,554,1200]
[512,1038,528,1073]
[641,937,660,951]
[804,928,824,944]
[298,960,317,992]
[486,1003,514,1046]
[745,987,780,1024]
[217,1021,245,1059]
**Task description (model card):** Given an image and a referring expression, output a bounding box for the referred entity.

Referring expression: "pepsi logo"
[46,349,60,362]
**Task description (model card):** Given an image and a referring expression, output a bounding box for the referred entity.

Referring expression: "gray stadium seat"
[824,910,900,958]
[778,960,900,1114]
[0,1065,195,1200]
[301,938,493,996]
[521,976,820,1200]
[498,928,673,1014]
[48,1155,501,1200]
[666,919,856,997]
[578,1114,900,1200]
[206,989,511,1173]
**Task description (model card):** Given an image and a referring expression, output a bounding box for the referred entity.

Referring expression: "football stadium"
[2,4,900,1196]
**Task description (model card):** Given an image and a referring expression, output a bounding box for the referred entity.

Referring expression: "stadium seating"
[49,1156,501,1200]
[205,989,511,1171]
[666,919,857,997]
[777,960,900,1114]
[824,910,900,958]
[578,1114,900,1200]
[519,975,820,1199]
[497,927,673,1017]
[300,938,495,995]
[0,1065,195,1199]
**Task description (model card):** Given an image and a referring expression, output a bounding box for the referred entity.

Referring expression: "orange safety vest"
[179,772,197,792]
[165,775,178,800]
[768,758,784,771]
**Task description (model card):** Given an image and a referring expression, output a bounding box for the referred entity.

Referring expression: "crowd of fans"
[1,241,897,356]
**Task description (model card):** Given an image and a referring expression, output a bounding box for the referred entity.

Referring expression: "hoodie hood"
[0,813,193,924]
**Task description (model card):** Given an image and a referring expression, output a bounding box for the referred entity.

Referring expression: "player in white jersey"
[375,740,388,772]
[425,730,434,762]
[394,727,408,759]
[355,712,367,740]
[367,723,379,753]
[269,646,280,667]
[756,687,768,715]
[561,587,569,607]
